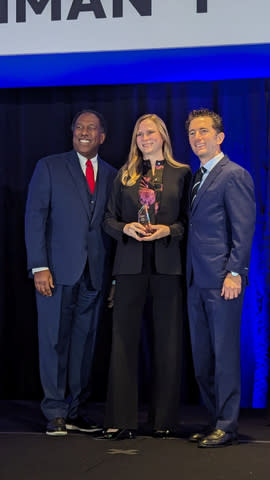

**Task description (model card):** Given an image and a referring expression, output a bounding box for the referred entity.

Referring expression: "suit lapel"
[192,156,229,212]
[65,150,91,221]
[91,156,107,225]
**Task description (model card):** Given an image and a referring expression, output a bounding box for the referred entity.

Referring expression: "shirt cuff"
[32,267,49,274]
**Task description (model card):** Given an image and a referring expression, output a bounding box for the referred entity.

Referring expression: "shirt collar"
[77,152,98,170]
[202,152,224,173]
[142,159,165,175]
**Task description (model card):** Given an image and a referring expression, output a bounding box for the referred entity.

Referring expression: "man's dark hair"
[185,108,224,133]
[71,109,107,134]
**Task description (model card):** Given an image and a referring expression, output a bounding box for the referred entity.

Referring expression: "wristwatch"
[230,271,239,276]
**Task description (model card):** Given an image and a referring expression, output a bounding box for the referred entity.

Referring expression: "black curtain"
[0,80,269,406]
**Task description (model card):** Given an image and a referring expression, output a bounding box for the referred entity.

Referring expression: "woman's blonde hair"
[121,113,183,186]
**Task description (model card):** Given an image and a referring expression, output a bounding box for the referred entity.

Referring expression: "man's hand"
[34,270,54,297]
[221,273,242,300]
[123,222,151,241]
[142,224,170,241]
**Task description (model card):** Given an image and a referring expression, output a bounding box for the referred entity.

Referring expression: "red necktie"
[86,159,95,194]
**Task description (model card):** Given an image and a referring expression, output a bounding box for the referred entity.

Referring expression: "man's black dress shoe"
[188,427,213,443]
[198,429,238,448]
[66,416,102,433]
[46,417,67,436]
[153,429,173,439]
[98,428,136,440]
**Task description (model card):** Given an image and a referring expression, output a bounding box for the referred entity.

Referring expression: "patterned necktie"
[191,166,206,206]
[86,159,95,194]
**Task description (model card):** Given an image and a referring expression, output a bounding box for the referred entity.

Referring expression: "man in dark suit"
[25,110,116,435]
[186,109,256,447]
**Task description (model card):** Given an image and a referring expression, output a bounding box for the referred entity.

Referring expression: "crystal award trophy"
[138,204,153,235]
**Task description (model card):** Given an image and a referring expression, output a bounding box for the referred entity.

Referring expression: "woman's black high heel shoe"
[100,428,136,440]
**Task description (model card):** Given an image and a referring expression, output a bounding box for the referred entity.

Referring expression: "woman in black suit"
[102,114,191,439]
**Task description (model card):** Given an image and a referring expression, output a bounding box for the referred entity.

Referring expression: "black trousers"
[105,273,183,430]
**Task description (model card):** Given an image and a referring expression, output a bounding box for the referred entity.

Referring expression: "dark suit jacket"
[187,155,256,289]
[103,162,191,275]
[25,149,116,290]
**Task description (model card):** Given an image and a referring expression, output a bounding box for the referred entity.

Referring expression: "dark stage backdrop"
[0,80,269,407]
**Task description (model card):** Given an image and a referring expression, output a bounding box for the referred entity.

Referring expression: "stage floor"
[0,402,269,480]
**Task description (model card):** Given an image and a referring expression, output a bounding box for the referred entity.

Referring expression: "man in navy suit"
[186,109,256,447]
[25,110,116,435]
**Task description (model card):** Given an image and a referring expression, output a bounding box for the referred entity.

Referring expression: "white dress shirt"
[199,152,224,190]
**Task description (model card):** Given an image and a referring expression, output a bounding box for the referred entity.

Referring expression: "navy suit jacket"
[187,155,256,289]
[25,149,117,290]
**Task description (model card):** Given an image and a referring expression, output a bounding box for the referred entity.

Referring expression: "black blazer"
[103,162,192,275]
